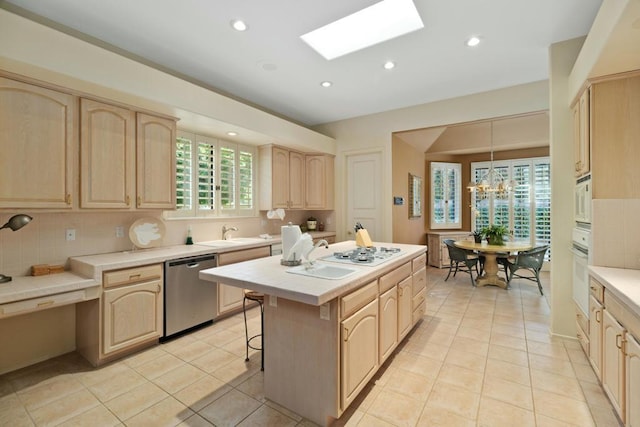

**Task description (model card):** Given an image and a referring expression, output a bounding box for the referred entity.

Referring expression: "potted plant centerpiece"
[481,224,509,246]
[471,230,483,243]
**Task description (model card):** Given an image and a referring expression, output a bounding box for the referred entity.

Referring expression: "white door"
[346,152,382,241]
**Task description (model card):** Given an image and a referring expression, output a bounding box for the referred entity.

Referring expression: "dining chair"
[504,245,549,295]
[443,239,480,287]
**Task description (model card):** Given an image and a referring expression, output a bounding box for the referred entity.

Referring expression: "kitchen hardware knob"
[137,196,142,206]
[126,195,130,205]
[129,273,141,280]
[65,193,72,205]
[37,300,54,307]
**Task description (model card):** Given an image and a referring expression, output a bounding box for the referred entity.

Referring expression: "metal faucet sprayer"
[222,225,238,240]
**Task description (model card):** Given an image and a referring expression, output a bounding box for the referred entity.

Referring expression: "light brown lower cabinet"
[341,298,379,408]
[76,264,163,366]
[102,279,162,354]
[626,332,640,427]
[378,286,398,364]
[602,308,625,422]
[398,275,413,340]
[589,294,603,378]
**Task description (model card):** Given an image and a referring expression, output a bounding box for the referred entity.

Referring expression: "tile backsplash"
[0,210,335,279]
[591,199,640,269]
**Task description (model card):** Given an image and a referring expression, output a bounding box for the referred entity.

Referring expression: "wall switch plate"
[115,226,124,238]
[320,303,330,320]
[65,228,76,241]
[269,296,277,307]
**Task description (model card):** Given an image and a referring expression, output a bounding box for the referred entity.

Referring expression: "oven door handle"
[571,247,588,258]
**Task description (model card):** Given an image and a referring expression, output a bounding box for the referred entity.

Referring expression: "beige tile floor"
[0,267,623,426]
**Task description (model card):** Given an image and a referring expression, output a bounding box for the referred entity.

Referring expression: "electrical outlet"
[269,295,277,307]
[115,226,124,238]
[326,218,332,225]
[320,303,330,320]
[65,228,76,241]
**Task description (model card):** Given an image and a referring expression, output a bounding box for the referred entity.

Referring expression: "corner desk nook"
[199,241,427,426]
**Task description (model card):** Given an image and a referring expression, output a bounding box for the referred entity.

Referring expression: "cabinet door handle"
[398,287,404,297]
[156,284,161,293]
[126,195,130,205]
[137,196,142,207]
[343,327,349,341]
[616,334,623,350]
[65,193,72,205]
[595,310,601,323]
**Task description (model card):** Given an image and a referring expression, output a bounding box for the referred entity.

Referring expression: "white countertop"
[0,273,98,305]
[199,241,427,306]
[589,266,640,318]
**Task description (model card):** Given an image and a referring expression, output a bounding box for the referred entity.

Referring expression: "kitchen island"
[199,241,427,426]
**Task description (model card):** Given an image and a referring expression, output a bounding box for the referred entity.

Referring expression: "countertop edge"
[589,265,640,319]
[0,272,99,305]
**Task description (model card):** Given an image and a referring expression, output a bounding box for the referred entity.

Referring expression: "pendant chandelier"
[467,121,513,198]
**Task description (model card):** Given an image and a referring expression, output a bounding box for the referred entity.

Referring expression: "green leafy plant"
[481,224,509,246]
[471,230,483,243]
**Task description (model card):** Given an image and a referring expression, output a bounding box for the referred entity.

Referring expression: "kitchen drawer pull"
[37,300,54,307]
[129,273,141,280]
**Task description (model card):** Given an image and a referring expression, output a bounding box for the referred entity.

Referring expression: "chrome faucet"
[222,225,238,240]
[303,239,329,268]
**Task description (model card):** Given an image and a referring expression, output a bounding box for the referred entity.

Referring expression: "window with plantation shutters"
[430,162,461,229]
[471,157,551,261]
[168,130,255,218]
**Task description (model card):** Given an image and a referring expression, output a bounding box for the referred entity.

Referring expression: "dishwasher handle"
[166,254,217,268]
[186,262,201,269]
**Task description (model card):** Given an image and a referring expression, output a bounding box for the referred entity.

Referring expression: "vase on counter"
[307,217,317,231]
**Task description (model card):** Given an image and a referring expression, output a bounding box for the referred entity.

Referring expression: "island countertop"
[199,241,427,306]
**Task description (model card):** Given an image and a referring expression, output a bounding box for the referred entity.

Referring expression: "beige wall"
[315,81,550,243]
[391,136,426,245]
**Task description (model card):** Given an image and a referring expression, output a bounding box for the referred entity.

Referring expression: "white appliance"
[572,227,591,318]
[574,175,591,224]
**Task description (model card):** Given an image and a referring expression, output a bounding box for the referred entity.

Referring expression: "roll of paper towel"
[281,222,302,261]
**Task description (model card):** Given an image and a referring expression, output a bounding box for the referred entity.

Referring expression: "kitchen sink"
[197,237,266,247]
[286,264,357,280]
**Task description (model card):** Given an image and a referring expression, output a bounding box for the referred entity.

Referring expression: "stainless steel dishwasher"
[163,254,218,339]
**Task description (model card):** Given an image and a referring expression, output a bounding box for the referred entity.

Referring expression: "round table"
[454,240,533,289]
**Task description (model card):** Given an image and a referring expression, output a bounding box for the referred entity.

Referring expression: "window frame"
[430,162,462,229]
[166,130,257,219]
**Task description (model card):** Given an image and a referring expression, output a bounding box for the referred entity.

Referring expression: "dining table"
[454,240,533,289]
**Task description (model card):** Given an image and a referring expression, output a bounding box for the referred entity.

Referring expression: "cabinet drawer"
[218,246,270,265]
[341,280,378,318]
[589,277,604,303]
[576,320,590,356]
[103,264,162,288]
[0,290,87,318]
[412,254,426,271]
[576,303,589,335]
[412,288,426,311]
[379,262,411,293]
[412,267,426,296]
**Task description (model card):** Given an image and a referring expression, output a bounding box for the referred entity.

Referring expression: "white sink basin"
[287,264,357,280]
[197,238,266,247]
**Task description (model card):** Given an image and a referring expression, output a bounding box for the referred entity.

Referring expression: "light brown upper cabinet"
[305,154,334,210]
[136,112,177,209]
[572,87,590,178]
[80,98,135,209]
[0,77,75,209]
[590,72,640,199]
[259,145,305,210]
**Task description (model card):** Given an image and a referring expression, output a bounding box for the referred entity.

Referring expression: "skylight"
[300,0,424,60]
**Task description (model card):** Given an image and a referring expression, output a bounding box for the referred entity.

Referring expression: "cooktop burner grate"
[322,246,402,266]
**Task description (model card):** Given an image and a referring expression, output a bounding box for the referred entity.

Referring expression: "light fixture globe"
[0,214,34,283]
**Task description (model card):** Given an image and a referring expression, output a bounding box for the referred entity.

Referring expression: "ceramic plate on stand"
[129,217,166,248]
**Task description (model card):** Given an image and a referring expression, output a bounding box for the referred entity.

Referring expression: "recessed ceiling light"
[383,61,396,70]
[230,19,248,31]
[301,0,424,60]
[466,36,481,47]
[320,81,332,88]
[226,131,238,136]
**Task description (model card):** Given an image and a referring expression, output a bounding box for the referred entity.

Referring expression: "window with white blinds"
[471,157,551,260]
[431,162,461,229]
[168,130,256,218]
